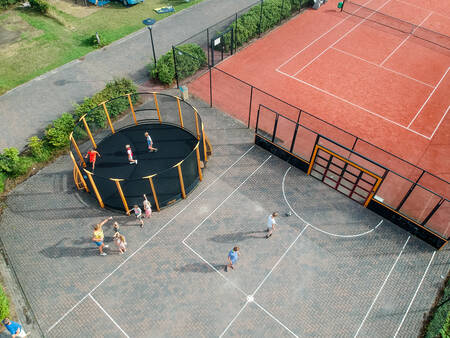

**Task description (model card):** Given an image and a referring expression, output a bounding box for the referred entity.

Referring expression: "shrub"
[0,148,33,178]
[45,113,75,149]
[28,136,52,162]
[29,0,50,13]
[152,44,206,85]
[425,279,450,338]
[0,172,6,194]
[0,0,20,9]
[0,286,9,321]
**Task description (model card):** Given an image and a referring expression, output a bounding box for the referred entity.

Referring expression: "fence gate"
[308,145,382,207]
[210,26,234,66]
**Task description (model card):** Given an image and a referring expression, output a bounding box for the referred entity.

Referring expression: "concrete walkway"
[0,0,258,151]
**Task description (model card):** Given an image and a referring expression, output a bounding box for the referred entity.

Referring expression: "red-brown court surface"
[190,0,450,190]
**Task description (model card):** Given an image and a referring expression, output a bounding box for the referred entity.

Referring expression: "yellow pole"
[102,102,115,134]
[195,145,203,181]
[307,145,319,175]
[111,179,129,213]
[144,175,160,211]
[177,97,184,128]
[70,133,86,167]
[70,152,89,192]
[194,109,200,140]
[177,163,186,199]
[202,123,208,162]
[153,93,162,123]
[364,177,383,208]
[127,94,138,126]
[84,170,104,208]
[81,116,97,149]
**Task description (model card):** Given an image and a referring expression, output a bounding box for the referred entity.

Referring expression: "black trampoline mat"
[93,123,198,180]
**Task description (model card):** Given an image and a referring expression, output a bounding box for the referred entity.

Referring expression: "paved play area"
[0,94,448,337]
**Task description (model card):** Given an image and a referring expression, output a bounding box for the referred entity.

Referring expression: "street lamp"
[143,18,157,68]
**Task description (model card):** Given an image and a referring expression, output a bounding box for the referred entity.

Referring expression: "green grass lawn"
[0,0,203,94]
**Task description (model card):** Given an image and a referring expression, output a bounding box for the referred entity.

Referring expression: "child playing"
[85,149,101,171]
[127,205,144,227]
[113,232,127,254]
[113,221,120,235]
[143,194,152,218]
[144,132,158,152]
[125,144,138,165]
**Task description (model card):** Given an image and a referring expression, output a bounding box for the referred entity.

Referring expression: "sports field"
[190,0,450,182]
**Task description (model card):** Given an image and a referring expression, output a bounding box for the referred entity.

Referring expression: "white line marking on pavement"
[253,300,299,337]
[47,145,255,332]
[183,155,272,242]
[252,225,309,296]
[354,236,410,337]
[430,105,450,139]
[282,167,383,238]
[393,250,436,338]
[219,300,249,338]
[89,294,129,337]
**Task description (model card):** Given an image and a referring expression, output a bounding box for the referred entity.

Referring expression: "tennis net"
[342,0,450,50]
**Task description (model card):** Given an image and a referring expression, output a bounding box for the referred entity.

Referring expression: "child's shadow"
[174,262,226,273]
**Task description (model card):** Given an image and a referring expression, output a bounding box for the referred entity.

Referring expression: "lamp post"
[143,18,157,67]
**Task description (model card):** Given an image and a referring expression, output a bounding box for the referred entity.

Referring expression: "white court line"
[253,301,299,337]
[183,155,272,242]
[276,68,432,140]
[89,294,129,338]
[47,145,256,333]
[252,225,309,296]
[292,0,394,77]
[353,236,410,337]
[395,0,450,20]
[393,251,436,338]
[407,67,450,128]
[379,12,432,66]
[277,0,377,71]
[219,301,249,338]
[331,47,434,87]
[282,167,383,238]
[430,105,450,139]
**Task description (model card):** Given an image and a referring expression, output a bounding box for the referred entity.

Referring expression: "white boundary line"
[292,0,394,77]
[183,155,272,242]
[89,294,129,338]
[379,12,432,66]
[47,145,256,333]
[253,301,299,337]
[393,251,436,338]
[430,105,450,139]
[395,0,450,20]
[353,235,410,337]
[218,301,249,338]
[407,67,450,128]
[282,167,384,238]
[331,47,433,87]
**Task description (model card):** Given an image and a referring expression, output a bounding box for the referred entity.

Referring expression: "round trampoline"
[69,92,211,212]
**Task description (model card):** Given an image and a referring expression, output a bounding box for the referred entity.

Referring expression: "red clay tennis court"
[189,0,450,243]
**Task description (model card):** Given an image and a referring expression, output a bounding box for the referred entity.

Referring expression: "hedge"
[151,44,207,85]
[0,0,20,9]
[425,279,450,338]
[0,78,138,193]
[0,285,9,322]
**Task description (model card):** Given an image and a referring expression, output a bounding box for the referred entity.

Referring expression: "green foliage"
[0,286,9,321]
[28,136,52,162]
[426,280,450,338]
[74,78,138,128]
[0,0,20,9]
[0,172,6,193]
[0,148,33,178]
[29,0,50,14]
[45,113,75,149]
[152,44,207,85]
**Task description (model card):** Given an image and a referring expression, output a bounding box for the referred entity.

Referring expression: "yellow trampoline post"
[111,179,129,213]
[202,123,208,162]
[144,175,160,211]
[84,169,104,208]
[70,133,86,167]
[127,94,138,126]
[195,144,203,181]
[70,152,89,192]
[81,115,97,149]
[194,109,200,140]
[176,162,186,199]
[364,177,382,208]
[177,97,184,128]
[153,93,162,123]
[101,102,115,134]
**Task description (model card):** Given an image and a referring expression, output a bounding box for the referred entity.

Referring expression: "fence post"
[421,198,444,227]
[396,171,425,211]
[172,46,180,89]
[235,13,238,52]
[259,0,264,37]
[255,105,261,133]
[248,86,254,128]
[272,113,279,143]
[309,134,320,163]
[209,68,213,107]
[290,110,302,153]
[207,28,211,67]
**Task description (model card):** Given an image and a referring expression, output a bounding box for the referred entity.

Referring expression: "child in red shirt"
[84,149,101,170]
[125,144,138,165]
